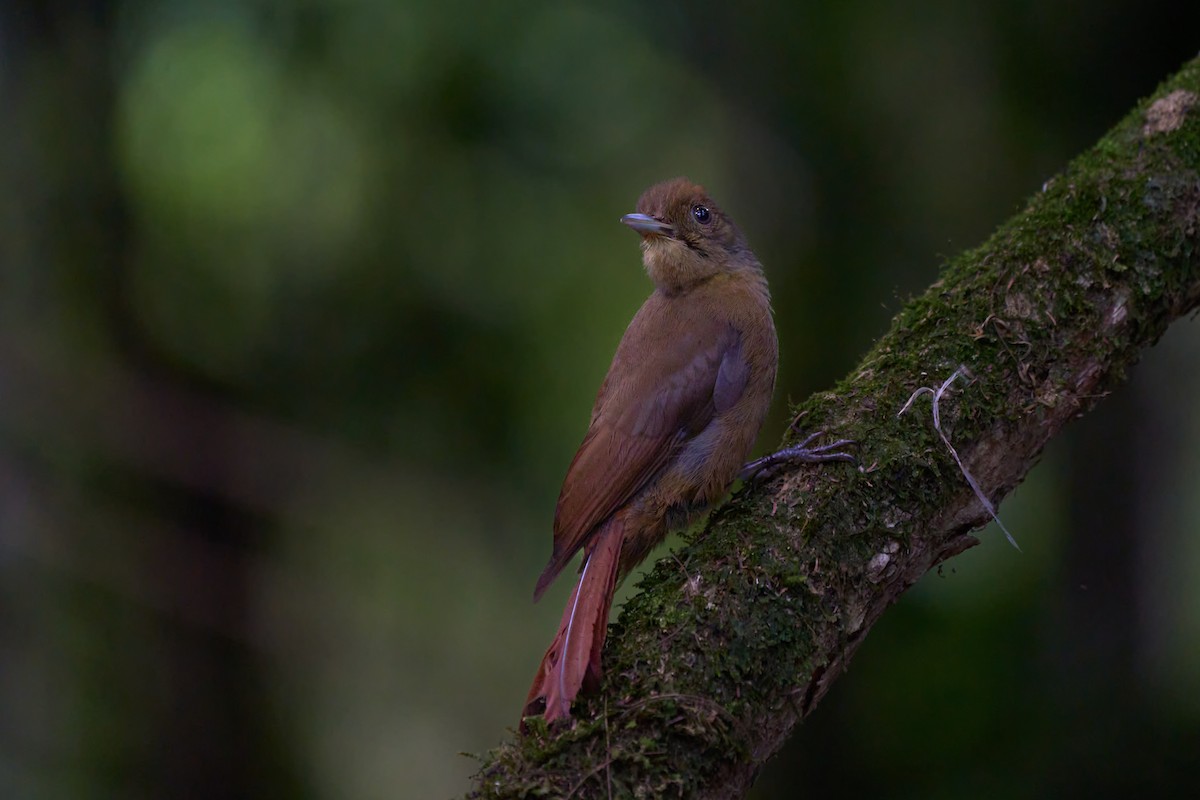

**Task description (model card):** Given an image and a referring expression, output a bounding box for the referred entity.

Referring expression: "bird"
[522,177,851,724]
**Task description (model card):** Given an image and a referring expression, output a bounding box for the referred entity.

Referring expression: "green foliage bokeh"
[2,1,1199,797]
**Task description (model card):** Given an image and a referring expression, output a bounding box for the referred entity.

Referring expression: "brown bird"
[523,178,851,723]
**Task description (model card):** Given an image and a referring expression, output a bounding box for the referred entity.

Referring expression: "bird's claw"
[738,431,857,484]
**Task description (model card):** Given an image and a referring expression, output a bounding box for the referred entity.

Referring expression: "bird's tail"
[522,514,625,724]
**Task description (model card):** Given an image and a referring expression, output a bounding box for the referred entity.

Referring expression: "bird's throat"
[642,237,717,293]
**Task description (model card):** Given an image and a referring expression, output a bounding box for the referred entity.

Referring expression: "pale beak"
[620,213,673,237]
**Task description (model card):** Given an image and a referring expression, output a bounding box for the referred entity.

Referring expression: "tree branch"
[469,57,1200,799]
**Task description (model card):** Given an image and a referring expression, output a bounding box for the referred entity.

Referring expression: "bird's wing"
[533,313,746,599]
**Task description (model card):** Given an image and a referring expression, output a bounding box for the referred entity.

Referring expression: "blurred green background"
[2,1,1200,797]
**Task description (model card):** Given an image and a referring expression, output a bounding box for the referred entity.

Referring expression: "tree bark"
[469,57,1200,799]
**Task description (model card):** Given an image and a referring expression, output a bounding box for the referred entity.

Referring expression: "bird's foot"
[738,431,856,483]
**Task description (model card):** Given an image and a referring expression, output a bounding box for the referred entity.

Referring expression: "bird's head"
[621,177,759,292]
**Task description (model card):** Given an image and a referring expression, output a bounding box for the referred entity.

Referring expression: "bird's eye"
[691,205,711,224]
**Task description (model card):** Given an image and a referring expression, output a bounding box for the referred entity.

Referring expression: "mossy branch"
[469,58,1200,799]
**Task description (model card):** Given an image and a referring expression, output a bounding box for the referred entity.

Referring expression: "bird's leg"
[738,431,856,483]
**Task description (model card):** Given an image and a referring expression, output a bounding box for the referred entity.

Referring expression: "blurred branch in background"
[471,60,1200,798]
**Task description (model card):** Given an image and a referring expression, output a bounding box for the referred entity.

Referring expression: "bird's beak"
[621,213,674,238]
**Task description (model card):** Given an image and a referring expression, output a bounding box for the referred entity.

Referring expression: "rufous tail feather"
[522,515,624,723]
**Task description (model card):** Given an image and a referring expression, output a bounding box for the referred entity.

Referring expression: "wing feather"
[534,308,744,598]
